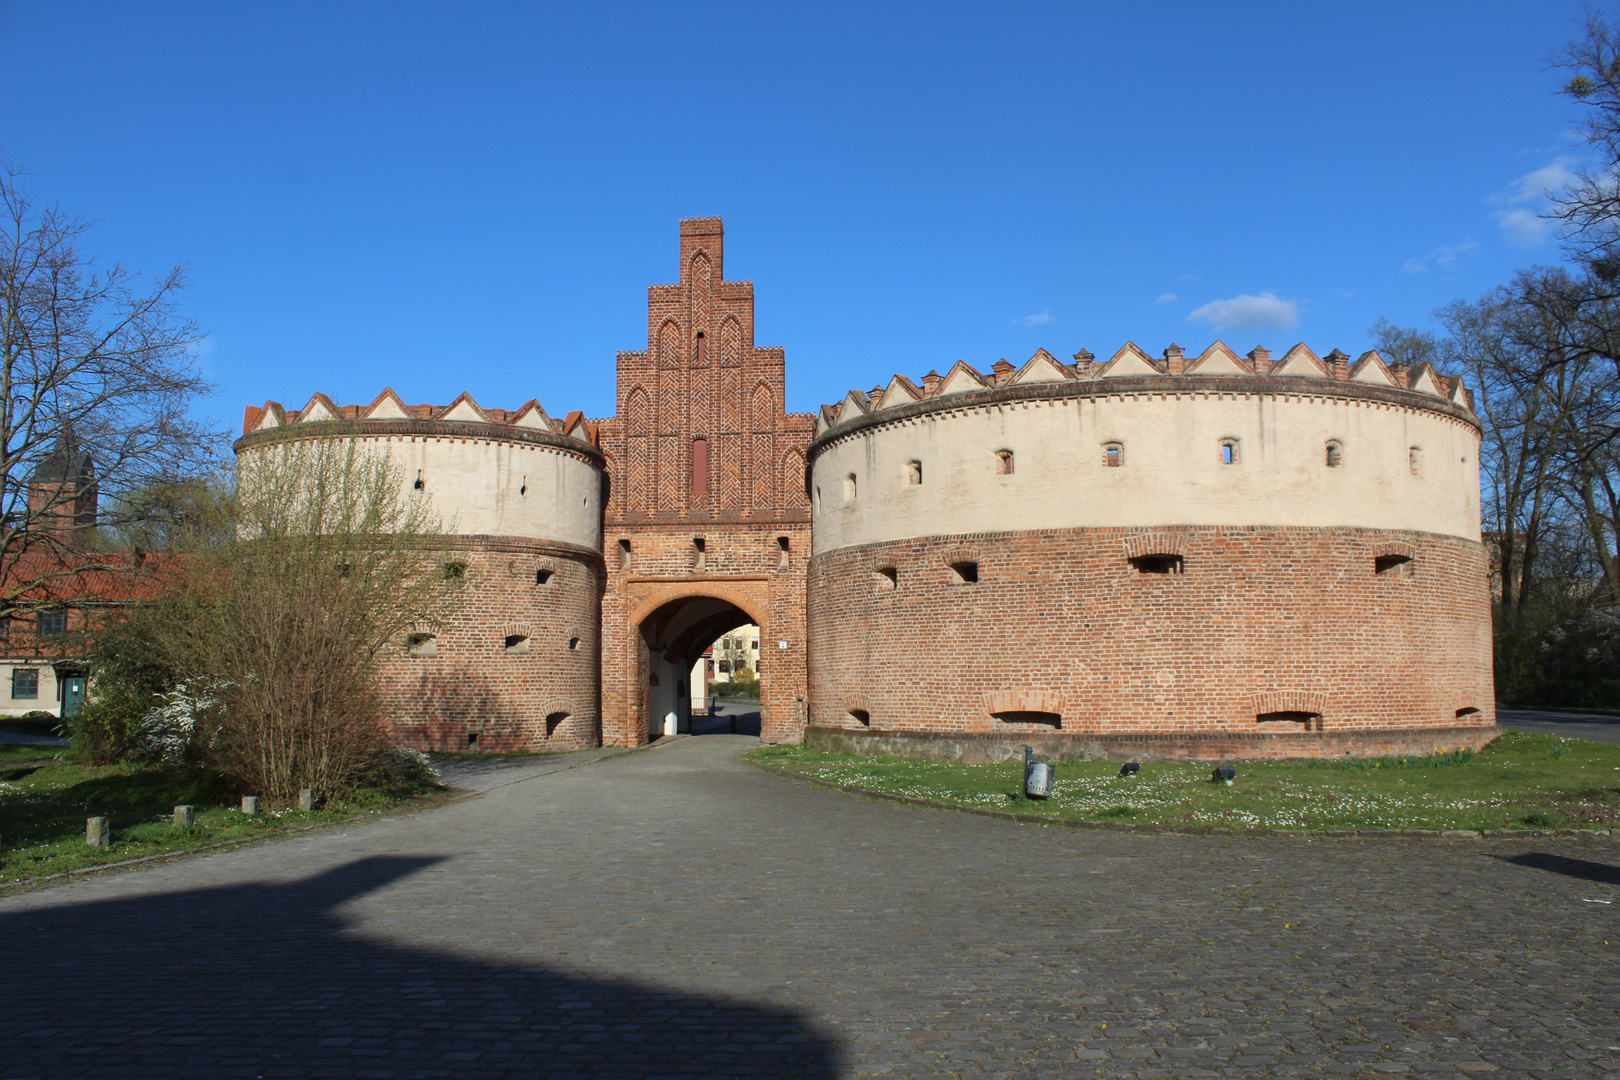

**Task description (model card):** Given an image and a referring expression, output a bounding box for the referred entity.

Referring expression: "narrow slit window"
[618,538,631,569]
[1409,446,1423,475]
[874,566,897,590]
[1219,439,1239,465]
[1103,442,1124,467]
[691,437,709,497]
[995,449,1015,475]
[844,473,857,501]
[776,535,790,570]
[904,460,922,485]
[1325,441,1344,468]
[949,561,978,584]
[1256,711,1319,729]
[1129,554,1183,575]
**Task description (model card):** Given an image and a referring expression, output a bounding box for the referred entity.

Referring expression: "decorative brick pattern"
[592,218,815,746]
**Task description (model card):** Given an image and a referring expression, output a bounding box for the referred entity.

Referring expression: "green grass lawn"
[0,743,67,763]
[0,755,449,883]
[750,730,1620,831]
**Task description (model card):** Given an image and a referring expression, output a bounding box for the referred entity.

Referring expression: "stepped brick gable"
[593,218,814,746]
[236,216,1497,761]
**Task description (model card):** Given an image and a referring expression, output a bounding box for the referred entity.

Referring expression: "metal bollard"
[86,817,110,848]
[241,795,260,815]
[1023,745,1053,799]
[173,805,195,827]
[298,788,314,812]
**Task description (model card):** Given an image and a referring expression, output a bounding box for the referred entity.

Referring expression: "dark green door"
[60,674,86,718]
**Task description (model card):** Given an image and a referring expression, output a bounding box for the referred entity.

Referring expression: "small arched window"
[904,460,922,485]
[995,449,1015,475]
[1102,442,1124,467]
[1219,439,1240,465]
[844,473,857,501]
[1325,440,1344,468]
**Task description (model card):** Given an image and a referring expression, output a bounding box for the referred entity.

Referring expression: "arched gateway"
[595,218,813,746]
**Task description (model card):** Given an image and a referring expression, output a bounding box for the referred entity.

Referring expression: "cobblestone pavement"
[2,736,1618,1079]
[1497,709,1620,746]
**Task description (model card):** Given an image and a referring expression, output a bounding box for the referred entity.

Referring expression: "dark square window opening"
[1129,554,1183,575]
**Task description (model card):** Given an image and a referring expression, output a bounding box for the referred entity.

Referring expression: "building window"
[995,449,1014,475]
[1103,442,1124,467]
[1409,446,1423,475]
[535,568,553,585]
[1219,439,1239,465]
[874,566,897,591]
[11,668,38,699]
[618,538,632,569]
[1257,710,1319,729]
[848,708,871,727]
[949,560,979,584]
[1130,554,1183,575]
[904,460,922,485]
[844,473,857,501]
[406,633,438,658]
[504,634,530,653]
[38,608,66,638]
[1375,553,1413,577]
[1325,441,1344,468]
[442,562,467,582]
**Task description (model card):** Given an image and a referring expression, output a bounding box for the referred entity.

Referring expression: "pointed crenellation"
[936,360,988,396]
[1349,350,1397,387]
[1012,349,1069,385]
[875,374,923,410]
[1185,341,1249,377]
[1099,342,1161,378]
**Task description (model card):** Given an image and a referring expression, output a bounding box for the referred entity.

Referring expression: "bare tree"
[0,162,220,621]
[190,436,464,799]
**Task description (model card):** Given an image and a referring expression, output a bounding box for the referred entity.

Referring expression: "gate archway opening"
[637,594,762,739]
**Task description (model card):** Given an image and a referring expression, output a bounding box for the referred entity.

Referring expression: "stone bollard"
[86,817,110,848]
[173,805,195,827]
[298,788,314,812]
[241,795,260,815]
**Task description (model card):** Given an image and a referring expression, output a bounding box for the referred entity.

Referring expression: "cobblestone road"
[3,735,1618,1079]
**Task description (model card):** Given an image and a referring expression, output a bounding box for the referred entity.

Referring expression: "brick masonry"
[378,538,604,753]
[806,524,1497,759]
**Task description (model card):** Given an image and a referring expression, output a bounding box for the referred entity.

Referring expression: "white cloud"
[1187,292,1299,334]
[1012,310,1052,328]
[1154,292,1178,305]
[1402,241,1480,273]
[1489,156,1581,248]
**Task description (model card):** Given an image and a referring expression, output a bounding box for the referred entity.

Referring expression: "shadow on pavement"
[691,711,761,737]
[1498,851,1620,885]
[0,855,838,1078]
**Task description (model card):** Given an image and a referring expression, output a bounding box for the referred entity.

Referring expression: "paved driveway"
[1498,708,1620,746]
[2,737,1617,1079]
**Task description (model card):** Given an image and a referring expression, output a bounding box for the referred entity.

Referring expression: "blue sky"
[0,1,1598,428]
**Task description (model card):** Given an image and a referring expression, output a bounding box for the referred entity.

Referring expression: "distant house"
[0,435,157,719]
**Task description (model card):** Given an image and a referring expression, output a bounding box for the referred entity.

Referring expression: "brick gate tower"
[594,218,814,745]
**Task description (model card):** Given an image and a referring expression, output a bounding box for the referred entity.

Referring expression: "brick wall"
[379,538,604,752]
[806,525,1495,757]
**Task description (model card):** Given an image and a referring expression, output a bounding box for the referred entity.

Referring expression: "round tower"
[804,342,1496,761]
[235,389,605,752]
